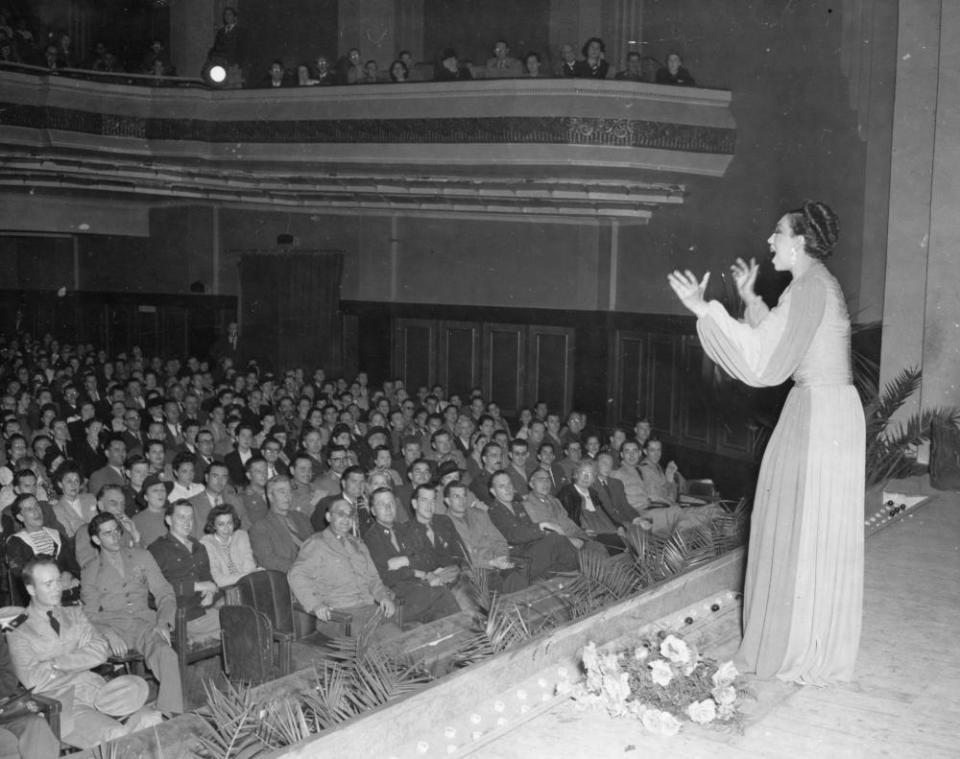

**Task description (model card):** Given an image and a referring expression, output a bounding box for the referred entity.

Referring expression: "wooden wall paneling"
[527,325,575,419]
[162,306,188,358]
[482,323,526,418]
[716,409,755,457]
[341,313,360,381]
[438,320,480,400]
[677,335,713,448]
[393,318,437,393]
[613,330,646,426]
[647,335,678,438]
[136,306,161,358]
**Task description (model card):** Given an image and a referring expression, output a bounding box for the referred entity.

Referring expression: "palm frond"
[197,680,267,759]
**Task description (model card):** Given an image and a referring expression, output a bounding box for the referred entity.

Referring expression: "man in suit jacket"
[87,434,127,497]
[535,442,568,496]
[249,475,312,573]
[486,471,578,583]
[595,452,646,528]
[81,512,183,713]
[193,429,222,484]
[223,423,256,488]
[120,408,146,456]
[188,461,247,538]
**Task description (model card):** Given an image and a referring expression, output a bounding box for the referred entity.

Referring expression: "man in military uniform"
[0,633,60,759]
[7,559,141,747]
[81,512,184,713]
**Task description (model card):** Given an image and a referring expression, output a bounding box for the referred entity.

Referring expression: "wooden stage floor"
[472,490,960,759]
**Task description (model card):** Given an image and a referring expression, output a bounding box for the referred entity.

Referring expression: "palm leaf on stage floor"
[306,660,361,730]
[196,680,268,759]
[558,550,642,619]
[346,648,434,713]
[453,593,534,667]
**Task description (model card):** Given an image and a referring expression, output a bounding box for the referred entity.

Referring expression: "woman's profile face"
[768,215,798,271]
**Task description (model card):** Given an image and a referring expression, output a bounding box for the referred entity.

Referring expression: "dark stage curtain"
[238,251,343,374]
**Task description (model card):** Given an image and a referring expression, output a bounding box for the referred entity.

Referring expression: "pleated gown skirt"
[735,383,865,685]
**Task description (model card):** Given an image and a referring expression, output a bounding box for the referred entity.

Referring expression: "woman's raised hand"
[667,269,711,317]
[731,257,759,305]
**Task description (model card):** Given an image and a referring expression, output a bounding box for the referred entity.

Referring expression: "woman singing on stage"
[668,200,864,685]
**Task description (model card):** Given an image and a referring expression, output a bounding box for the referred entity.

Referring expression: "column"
[169,0,221,81]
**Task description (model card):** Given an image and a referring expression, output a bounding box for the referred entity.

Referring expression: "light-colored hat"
[94,675,150,717]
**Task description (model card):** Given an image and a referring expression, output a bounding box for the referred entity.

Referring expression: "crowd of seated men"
[0,324,721,749]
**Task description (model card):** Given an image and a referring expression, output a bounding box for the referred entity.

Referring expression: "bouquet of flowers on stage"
[557,632,744,735]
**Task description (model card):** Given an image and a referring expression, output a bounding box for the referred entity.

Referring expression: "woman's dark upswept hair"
[786,200,840,259]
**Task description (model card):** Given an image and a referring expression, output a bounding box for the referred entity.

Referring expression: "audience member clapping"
[574,37,608,79]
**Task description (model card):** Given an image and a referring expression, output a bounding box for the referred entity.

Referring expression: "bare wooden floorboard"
[473,491,960,759]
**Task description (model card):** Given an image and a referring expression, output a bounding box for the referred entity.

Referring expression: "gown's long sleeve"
[696,274,826,388]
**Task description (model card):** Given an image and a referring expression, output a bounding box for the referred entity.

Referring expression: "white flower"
[660,635,691,665]
[641,708,682,736]
[581,642,599,672]
[711,661,739,688]
[633,645,649,662]
[686,699,717,725]
[649,659,674,687]
[712,685,737,706]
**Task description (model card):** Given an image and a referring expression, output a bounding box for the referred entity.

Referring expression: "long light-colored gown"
[697,261,864,684]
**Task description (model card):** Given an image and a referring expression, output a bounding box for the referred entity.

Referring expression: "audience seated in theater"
[241,456,270,525]
[435,47,473,81]
[486,39,523,78]
[53,462,97,538]
[121,454,149,516]
[361,59,379,83]
[655,51,696,87]
[557,43,577,77]
[363,488,460,624]
[505,438,534,496]
[6,493,82,604]
[168,451,204,503]
[557,438,583,482]
[0,626,61,757]
[523,51,545,77]
[144,440,173,482]
[633,417,652,450]
[259,59,291,89]
[573,37,608,79]
[594,452,645,528]
[142,38,172,75]
[1,468,61,536]
[443,481,528,592]
[394,458,430,521]
[8,559,155,748]
[81,512,184,714]
[289,498,401,642]
[249,474,312,573]
[534,441,568,496]
[337,47,364,84]
[87,435,126,496]
[288,452,322,521]
[224,422,256,487]
[369,443,403,486]
[583,433,602,462]
[148,500,221,640]
[296,63,318,86]
[75,484,142,568]
[615,51,647,82]
[469,442,504,504]
[400,484,474,607]
[200,503,259,587]
[556,460,628,555]
[523,469,609,561]
[486,470,579,583]
[639,437,687,504]
[132,474,172,548]
[313,55,336,85]
[389,59,409,82]
[427,427,467,471]
[312,464,370,533]
[75,417,106,479]
[189,460,247,537]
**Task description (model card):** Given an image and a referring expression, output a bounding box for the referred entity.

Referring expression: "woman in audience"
[6,493,82,604]
[574,37,608,79]
[668,200,863,686]
[201,503,259,588]
[655,51,696,87]
[523,52,544,77]
[296,63,318,86]
[389,59,409,83]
